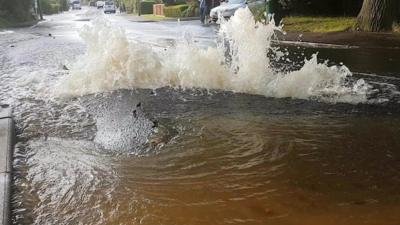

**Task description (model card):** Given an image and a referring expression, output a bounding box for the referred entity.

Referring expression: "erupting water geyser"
[57,8,370,104]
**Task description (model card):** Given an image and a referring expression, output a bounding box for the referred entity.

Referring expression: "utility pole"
[37,0,43,20]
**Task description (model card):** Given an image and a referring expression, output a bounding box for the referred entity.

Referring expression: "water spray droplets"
[56,8,370,104]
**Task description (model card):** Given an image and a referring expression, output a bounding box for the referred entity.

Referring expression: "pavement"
[116,13,400,50]
[0,105,14,225]
[279,31,400,49]
[117,12,400,51]
[117,14,400,50]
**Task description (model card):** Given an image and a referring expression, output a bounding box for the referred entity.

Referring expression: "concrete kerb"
[0,105,15,225]
[273,40,359,49]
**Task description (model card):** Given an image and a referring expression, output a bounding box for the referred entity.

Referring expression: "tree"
[356,0,400,32]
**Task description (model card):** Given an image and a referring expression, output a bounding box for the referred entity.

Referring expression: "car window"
[105,1,114,5]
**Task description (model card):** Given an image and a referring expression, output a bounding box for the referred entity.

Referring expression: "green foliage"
[40,0,70,15]
[40,0,58,14]
[163,0,186,7]
[122,0,139,14]
[0,17,11,28]
[181,1,199,17]
[0,0,33,22]
[140,0,156,14]
[163,4,189,17]
[121,0,163,14]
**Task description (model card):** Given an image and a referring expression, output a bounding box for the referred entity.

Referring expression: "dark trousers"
[200,6,207,24]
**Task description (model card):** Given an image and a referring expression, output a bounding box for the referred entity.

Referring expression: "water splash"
[0,30,14,34]
[56,8,370,104]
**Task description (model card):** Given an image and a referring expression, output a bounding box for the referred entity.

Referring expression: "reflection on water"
[281,45,400,77]
[12,90,400,225]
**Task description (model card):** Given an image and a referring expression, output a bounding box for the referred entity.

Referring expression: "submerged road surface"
[1,7,400,225]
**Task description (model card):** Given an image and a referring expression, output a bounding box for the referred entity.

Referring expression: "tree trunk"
[356,0,399,32]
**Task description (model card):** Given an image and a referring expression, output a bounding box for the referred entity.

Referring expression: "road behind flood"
[1,7,400,225]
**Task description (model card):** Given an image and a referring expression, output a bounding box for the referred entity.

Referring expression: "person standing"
[199,0,207,24]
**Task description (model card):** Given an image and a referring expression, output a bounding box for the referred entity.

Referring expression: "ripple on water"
[12,110,400,225]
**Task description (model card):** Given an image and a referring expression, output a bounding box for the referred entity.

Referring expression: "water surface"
[1,8,399,225]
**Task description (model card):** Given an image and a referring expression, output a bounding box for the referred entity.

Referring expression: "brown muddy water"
[11,89,400,225]
[1,9,400,225]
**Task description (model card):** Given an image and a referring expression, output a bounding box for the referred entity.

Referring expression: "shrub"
[123,0,139,14]
[181,1,199,17]
[0,17,11,28]
[164,4,189,17]
[40,0,59,14]
[163,0,186,7]
[40,0,69,15]
[140,0,156,14]
[0,0,34,22]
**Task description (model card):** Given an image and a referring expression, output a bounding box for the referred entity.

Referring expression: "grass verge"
[282,17,356,33]
[0,17,12,29]
[141,14,169,21]
[0,16,38,29]
[282,17,400,34]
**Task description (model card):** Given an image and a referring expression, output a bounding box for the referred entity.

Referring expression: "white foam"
[0,30,14,34]
[56,8,370,104]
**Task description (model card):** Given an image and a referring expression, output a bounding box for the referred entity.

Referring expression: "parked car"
[209,0,264,22]
[103,1,116,13]
[96,1,105,9]
[72,0,82,10]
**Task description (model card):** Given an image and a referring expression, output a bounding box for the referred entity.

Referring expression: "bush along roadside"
[40,0,69,15]
[0,0,35,28]
[163,4,189,17]
[140,0,157,14]
[121,0,198,17]
[122,0,161,14]
[181,1,199,17]
[162,0,186,7]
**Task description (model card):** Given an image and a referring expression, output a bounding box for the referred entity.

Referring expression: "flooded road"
[1,7,400,225]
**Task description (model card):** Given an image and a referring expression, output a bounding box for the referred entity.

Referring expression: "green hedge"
[163,0,186,7]
[122,0,162,14]
[0,0,33,22]
[40,0,69,15]
[0,17,11,28]
[40,0,59,14]
[164,4,189,17]
[140,0,156,14]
